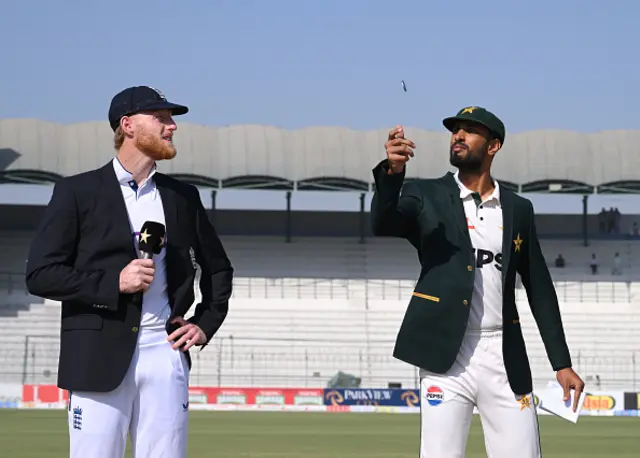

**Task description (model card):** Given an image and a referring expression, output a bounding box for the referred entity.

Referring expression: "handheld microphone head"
[138,221,166,259]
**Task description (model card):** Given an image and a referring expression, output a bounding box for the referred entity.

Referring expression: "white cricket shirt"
[113,158,171,330]
[454,171,504,330]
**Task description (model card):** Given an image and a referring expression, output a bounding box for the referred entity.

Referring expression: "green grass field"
[0,410,638,457]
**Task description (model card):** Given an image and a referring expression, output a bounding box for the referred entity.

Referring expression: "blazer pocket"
[62,314,104,331]
[412,292,440,302]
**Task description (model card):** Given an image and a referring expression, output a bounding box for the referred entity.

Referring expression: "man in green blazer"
[370,106,585,457]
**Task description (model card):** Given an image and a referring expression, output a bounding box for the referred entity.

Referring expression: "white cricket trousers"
[419,329,541,458]
[67,328,190,458]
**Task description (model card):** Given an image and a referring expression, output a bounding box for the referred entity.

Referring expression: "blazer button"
[132,327,139,333]
[463,300,469,306]
[467,265,473,271]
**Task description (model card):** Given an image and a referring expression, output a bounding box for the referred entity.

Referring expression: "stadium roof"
[1,118,640,193]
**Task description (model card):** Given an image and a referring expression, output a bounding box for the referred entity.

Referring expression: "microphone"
[132,221,166,307]
[138,221,166,260]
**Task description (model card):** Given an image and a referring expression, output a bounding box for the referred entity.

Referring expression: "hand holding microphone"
[119,221,166,294]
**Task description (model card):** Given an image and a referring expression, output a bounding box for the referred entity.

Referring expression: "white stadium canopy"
[1,118,639,193]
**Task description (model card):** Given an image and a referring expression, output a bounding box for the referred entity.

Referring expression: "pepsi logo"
[426,385,444,406]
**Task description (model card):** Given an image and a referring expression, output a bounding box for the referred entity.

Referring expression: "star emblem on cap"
[461,106,477,114]
[140,229,150,244]
[513,233,523,252]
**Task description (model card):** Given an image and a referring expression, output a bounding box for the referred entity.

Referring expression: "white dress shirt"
[113,158,171,330]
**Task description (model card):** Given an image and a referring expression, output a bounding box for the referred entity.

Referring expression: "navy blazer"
[26,161,233,393]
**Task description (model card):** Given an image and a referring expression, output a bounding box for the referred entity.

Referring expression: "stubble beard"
[449,143,485,172]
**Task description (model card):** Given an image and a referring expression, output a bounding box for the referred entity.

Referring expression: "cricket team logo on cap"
[148,86,167,101]
[425,385,444,406]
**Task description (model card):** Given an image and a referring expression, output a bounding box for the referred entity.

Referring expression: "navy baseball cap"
[108,86,189,131]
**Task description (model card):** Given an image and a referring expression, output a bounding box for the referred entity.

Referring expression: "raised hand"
[385,125,416,174]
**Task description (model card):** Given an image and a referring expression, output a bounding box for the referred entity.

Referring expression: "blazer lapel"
[99,162,137,259]
[500,188,515,289]
[154,174,179,247]
[154,174,179,306]
[444,173,472,248]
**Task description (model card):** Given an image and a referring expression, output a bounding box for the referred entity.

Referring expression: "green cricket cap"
[442,106,505,145]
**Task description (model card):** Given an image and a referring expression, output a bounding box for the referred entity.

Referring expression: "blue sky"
[1,0,638,133]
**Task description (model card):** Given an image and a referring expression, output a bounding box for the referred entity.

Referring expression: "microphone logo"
[140,229,151,244]
[138,221,166,259]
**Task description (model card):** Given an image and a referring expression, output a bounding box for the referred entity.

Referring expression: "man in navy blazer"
[26,86,234,458]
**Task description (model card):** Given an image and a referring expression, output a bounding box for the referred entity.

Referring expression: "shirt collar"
[112,157,157,190]
[453,170,501,203]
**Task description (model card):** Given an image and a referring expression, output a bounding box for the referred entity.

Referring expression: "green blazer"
[370,159,572,395]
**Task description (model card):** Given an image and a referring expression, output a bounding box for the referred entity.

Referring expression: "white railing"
[227,277,637,303]
[1,271,638,304]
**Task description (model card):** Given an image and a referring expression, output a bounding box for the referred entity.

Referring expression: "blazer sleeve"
[187,186,234,345]
[518,201,572,371]
[25,179,121,310]
[370,159,422,239]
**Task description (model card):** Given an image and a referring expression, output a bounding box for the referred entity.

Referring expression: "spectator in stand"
[589,254,599,274]
[612,252,621,275]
